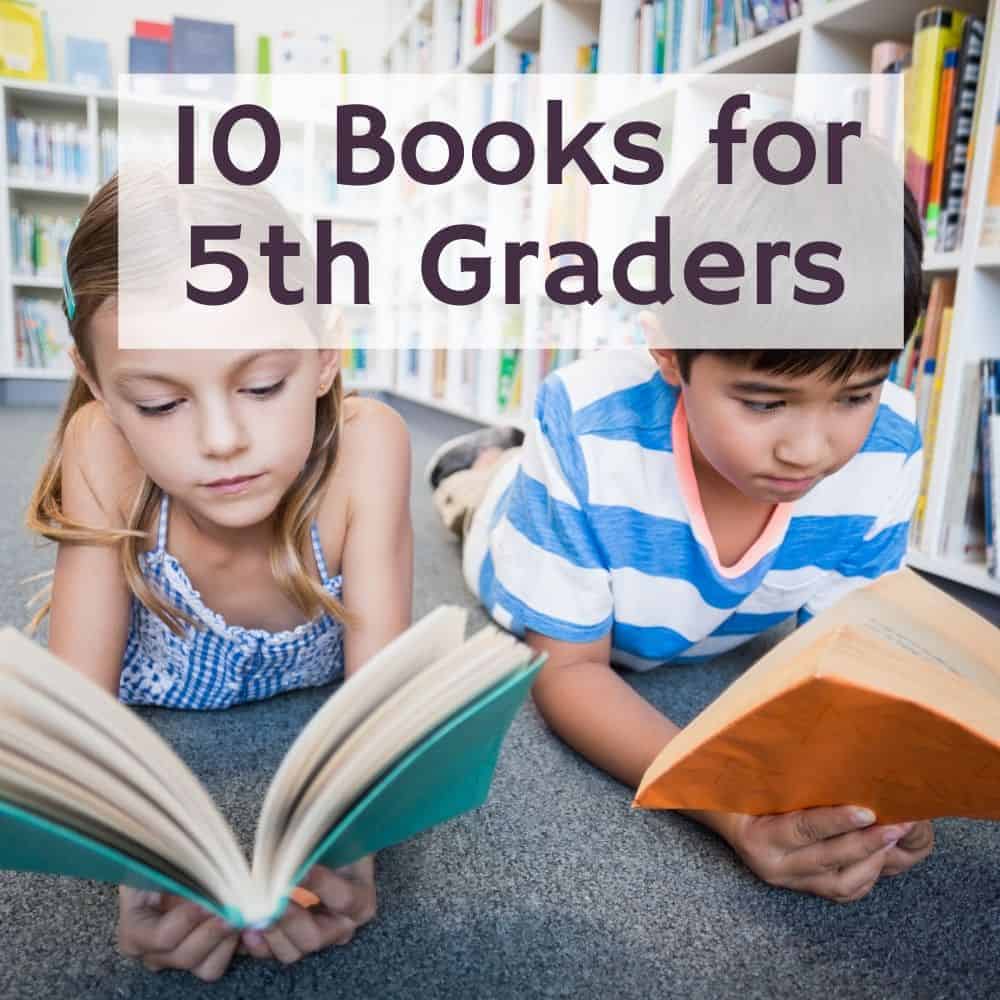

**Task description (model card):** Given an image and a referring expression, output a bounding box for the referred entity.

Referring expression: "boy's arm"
[527,629,919,901]
[526,629,739,843]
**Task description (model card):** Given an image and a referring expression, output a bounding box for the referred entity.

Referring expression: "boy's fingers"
[785,822,911,877]
[775,805,876,850]
[897,820,933,852]
[810,845,891,903]
[190,935,239,982]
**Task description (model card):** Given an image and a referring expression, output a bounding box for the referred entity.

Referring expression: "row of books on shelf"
[873,8,985,254]
[9,210,76,279]
[13,296,70,371]
[5,117,116,188]
[633,0,801,75]
[893,276,955,549]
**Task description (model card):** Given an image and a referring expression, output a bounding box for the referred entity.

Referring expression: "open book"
[0,607,544,928]
[636,569,1000,823]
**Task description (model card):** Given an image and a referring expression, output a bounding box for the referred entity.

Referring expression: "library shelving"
[381,0,1000,598]
[0,78,390,393]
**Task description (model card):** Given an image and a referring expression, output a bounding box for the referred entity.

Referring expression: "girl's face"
[76,299,338,531]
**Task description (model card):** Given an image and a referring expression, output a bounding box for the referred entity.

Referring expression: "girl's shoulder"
[63,399,146,527]
[320,395,411,522]
[340,394,410,457]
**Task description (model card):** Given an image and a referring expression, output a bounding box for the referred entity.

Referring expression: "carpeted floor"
[1,397,999,1000]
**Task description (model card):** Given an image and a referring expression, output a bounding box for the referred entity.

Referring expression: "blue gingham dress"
[119,495,345,709]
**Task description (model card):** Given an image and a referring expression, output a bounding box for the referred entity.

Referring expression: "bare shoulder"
[63,400,145,525]
[339,395,411,472]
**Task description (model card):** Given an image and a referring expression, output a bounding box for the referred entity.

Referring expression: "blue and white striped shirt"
[464,351,922,670]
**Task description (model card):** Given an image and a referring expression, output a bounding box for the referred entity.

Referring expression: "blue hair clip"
[62,253,76,321]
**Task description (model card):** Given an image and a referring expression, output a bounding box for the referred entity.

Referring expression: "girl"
[26,172,413,980]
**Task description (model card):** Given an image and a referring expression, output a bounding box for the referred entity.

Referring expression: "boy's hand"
[117,887,239,981]
[722,805,920,903]
[881,819,934,876]
[240,856,376,965]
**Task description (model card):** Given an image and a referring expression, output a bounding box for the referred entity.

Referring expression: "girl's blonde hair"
[26,172,350,635]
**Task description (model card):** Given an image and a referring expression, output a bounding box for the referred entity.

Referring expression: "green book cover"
[0,655,542,928]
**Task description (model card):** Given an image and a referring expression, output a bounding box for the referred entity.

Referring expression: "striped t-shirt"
[463,351,922,671]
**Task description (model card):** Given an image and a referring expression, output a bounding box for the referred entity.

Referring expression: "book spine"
[905,8,966,219]
[939,16,984,252]
[982,359,997,574]
[982,112,1000,248]
[924,48,957,244]
[654,0,666,73]
[639,1,655,75]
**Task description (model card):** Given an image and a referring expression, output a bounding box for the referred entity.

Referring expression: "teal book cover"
[0,658,542,928]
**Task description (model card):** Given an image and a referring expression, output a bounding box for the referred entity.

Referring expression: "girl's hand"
[722,805,917,903]
[117,886,239,981]
[881,819,934,876]
[241,857,376,965]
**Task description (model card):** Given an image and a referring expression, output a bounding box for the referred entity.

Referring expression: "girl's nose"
[198,403,249,458]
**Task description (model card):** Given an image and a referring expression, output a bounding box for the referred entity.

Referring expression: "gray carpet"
[2,397,1000,1000]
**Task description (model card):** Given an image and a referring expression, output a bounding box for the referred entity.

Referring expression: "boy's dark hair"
[674,185,923,383]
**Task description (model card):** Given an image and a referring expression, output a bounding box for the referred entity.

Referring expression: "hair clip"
[62,253,76,321]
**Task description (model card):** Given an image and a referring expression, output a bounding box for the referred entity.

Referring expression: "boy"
[426,165,932,903]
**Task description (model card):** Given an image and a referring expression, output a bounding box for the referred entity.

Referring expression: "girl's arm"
[337,398,414,675]
[47,403,136,695]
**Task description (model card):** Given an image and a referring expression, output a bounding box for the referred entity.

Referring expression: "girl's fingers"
[190,934,240,983]
[156,916,236,972]
[261,925,304,965]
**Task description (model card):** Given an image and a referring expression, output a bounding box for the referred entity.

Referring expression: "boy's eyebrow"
[729,372,888,395]
[112,350,286,388]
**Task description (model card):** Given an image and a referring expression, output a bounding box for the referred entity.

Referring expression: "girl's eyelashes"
[132,378,287,415]
[242,378,286,399]
[135,399,181,416]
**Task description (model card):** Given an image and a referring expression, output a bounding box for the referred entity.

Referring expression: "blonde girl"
[26,172,413,980]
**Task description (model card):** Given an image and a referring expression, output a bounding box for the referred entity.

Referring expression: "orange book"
[635,569,1000,824]
[904,8,966,216]
[925,47,957,241]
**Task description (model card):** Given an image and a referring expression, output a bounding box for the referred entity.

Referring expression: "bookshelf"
[0,79,390,393]
[381,0,1000,598]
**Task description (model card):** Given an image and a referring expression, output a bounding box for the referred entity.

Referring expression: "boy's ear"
[648,348,683,388]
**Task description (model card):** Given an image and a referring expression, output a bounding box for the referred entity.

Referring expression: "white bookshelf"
[0,80,390,394]
[381,0,1000,597]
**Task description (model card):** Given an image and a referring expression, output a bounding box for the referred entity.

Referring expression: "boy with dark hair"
[426,152,932,902]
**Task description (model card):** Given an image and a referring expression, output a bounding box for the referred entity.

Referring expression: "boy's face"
[654,351,888,503]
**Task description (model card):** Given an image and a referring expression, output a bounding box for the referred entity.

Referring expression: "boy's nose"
[773,424,830,472]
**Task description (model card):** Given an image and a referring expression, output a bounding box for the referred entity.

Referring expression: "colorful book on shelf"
[635,569,1000,823]
[0,608,544,929]
[914,276,955,430]
[912,305,953,548]
[0,1,48,80]
[905,7,966,219]
[135,20,172,43]
[171,17,236,74]
[938,16,985,253]
[982,111,1000,249]
[982,359,1000,577]
[128,36,170,74]
[65,37,112,90]
[924,48,957,244]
